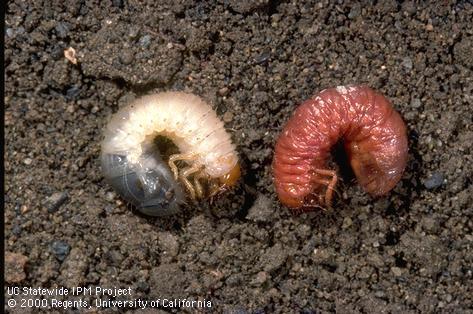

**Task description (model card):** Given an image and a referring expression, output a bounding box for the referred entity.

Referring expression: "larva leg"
[300,200,327,212]
[310,178,331,209]
[180,164,203,200]
[168,153,198,180]
[312,169,338,207]
[208,181,221,199]
[193,171,208,199]
[208,180,225,206]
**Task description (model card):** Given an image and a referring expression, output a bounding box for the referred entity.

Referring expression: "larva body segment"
[101,92,239,216]
[272,85,408,210]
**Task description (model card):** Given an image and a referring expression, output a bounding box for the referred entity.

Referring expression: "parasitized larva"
[272,85,408,212]
[101,92,240,216]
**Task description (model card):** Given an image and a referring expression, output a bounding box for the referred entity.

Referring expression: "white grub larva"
[101,92,240,216]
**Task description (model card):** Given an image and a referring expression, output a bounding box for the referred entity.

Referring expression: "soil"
[5,1,473,313]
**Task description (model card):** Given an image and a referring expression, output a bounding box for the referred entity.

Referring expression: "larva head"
[278,194,305,209]
[277,186,328,213]
[218,163,241,188]
[275,183,306,209]
[206,164,240,199]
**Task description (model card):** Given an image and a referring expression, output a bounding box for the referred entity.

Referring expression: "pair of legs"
[309,168,338,208]
[168,153,206,200]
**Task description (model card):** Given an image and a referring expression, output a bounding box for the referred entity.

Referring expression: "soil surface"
[5,1,473,313]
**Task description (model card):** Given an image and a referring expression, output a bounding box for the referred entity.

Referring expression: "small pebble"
[50,240,71,261]
[139,35,151,48]
[375,290,385,298]
[228,307,249,314]
[136,281,150,293]
[55,22,69,38]
[128,27,140,39]
[112,0,124,8]
[411,98,421,108]
[420,216,439,233]
[105,191,115,202]
[158,232,180,259]
[223,111,234,123]
[401,57,413,70]
[66,86,81,100]
[23,158,33,165]
[424,172,444,189]
[218,87,229,96]
[254,51,271,64]
[6,28,14,38]
[391,266,403,277]
[14,204,21,215]
[12,224,22,236]
[104,205,115,214]
[348,5,361,19]
[119,50,134,65]
[51,45,65,60]
[342,217,353,229]
[106,250,124,266]
[253,271,269,285]
[46,192,68,213]
[64,47,77,64]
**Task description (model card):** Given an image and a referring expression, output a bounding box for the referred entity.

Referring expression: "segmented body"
[101,92,239,216]
[272,85,408,210]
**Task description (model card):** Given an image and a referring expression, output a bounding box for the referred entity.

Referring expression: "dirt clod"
[5,252,29,283]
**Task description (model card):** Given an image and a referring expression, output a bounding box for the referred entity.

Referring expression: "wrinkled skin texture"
[272,85,408,210]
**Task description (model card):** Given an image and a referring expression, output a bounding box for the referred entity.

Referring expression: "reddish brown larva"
[272,85,408,212]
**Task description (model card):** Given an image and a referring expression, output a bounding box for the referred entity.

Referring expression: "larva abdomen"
[101,144,184,216]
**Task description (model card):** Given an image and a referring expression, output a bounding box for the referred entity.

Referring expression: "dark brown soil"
[5,1,473,313]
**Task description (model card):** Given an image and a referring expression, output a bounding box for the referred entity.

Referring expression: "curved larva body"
[101,92,239,216]
[272,85,408,210]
